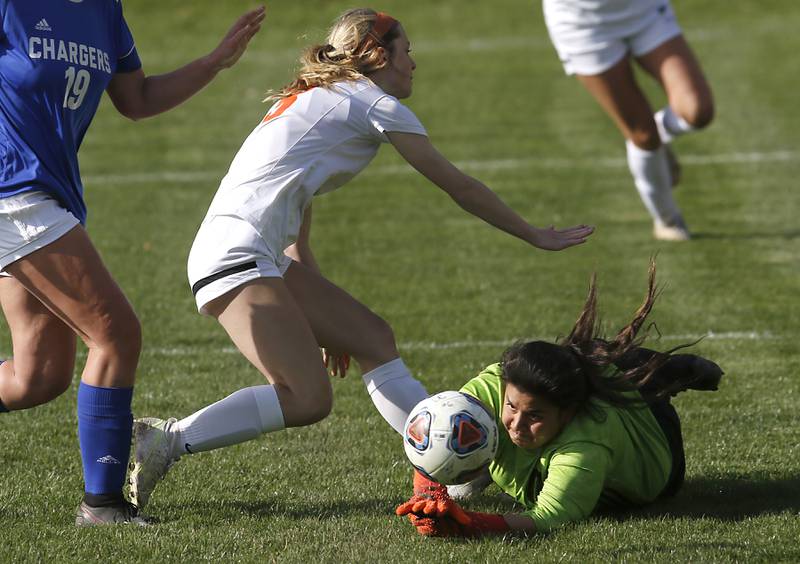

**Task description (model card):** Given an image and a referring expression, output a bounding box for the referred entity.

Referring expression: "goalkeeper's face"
[502,383,575,450]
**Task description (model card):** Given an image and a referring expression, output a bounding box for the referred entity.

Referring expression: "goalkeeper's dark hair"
[501,260,690,415]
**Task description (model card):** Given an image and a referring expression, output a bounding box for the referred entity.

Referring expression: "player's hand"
[395,492,471,526]
[531,224,594,251]
[208,6,266,71]
[322,349,350,378]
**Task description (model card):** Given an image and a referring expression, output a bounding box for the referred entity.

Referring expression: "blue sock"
[77,382,133,498]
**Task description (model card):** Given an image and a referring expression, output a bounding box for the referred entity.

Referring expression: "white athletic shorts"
[188,214,293,314]
[543,0,683,75]
[0,191,80,273]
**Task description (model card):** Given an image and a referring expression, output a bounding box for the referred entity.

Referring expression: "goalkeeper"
[397,261,723,536]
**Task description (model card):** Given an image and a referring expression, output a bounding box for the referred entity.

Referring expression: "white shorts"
[188,214,293,314]
[0,191,80,273]
[544,1,682,75]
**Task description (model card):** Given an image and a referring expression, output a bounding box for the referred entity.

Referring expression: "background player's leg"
[283,260,428,434]
[637,35,714,144]
[576,57,688,239]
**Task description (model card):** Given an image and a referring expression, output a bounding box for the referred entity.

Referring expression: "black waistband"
[191,261,258,296]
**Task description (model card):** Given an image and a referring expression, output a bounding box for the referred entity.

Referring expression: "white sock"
[362,358,428,435]
[171,385,285,457]
[654,106,695,144]
[626,140,681,224]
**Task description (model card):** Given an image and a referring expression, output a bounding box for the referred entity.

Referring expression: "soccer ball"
[403,391,499,485]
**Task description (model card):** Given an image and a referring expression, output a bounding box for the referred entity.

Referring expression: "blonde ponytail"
[267,8,400,101]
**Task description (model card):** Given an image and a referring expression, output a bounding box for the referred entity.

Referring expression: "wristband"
[466,511,511,535]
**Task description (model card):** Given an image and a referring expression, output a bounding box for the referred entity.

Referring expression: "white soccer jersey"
[201,78,427,257]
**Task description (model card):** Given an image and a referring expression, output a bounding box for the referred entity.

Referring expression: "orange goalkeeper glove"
[395,470,471,525]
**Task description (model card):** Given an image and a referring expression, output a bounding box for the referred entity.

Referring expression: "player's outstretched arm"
[106,6,266,120]
[400,505,536,537]
[387,132,594,251]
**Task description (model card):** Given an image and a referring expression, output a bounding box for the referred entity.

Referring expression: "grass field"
[2,0,799,561]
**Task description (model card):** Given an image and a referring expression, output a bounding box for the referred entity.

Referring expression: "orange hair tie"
[371,12,398,42]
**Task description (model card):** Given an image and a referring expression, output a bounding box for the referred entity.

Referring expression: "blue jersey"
[0,0,141,224]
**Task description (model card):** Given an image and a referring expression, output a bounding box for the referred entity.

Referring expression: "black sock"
[0,398,8,413]
[83,492,126,508]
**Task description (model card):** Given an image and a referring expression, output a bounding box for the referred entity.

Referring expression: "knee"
[291,385,333,426]
[684,100,714,130]
[15,368,72,406]
[94,308,142,364]
[304,396,333,425]
[627,125,662,151]
[359,315,399,365]
[676,95,715,130]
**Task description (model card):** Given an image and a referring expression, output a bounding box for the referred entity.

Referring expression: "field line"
[0,331,782,361]
[84,150,799,187]
[129,330,778,358]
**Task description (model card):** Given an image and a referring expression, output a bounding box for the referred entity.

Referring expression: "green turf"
[2,0,799,561]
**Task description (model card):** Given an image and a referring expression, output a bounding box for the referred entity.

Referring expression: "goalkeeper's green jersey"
[460,363,672,532]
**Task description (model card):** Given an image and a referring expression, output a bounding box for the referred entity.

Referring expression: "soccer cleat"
[129,417,178,510]
[446,469,492,500]
[654,215,691,241]
[75,500,151,527]
[677,356,724,394]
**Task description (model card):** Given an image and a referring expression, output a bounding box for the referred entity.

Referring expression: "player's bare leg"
[638,35,714,139]
[283,261,401,373]
[0,277,76,410]
[3,225,144,524]
[5,226,141,389]
[576,57,689,240]
[131,277,331,508]
[212,278,334,427]
[638,35,714,192]
[283,260,428,434]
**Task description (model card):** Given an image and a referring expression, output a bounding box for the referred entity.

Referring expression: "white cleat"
[446,469,492,500]
[654,215,691,242]
[129,417,178,510]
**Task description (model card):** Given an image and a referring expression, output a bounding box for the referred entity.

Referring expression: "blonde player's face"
[382,26,415,99]
[501,383,574,450]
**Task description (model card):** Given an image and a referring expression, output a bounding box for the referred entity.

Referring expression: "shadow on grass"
[631,475,800,520]
[153,475,800,527]
[159,496,391,523]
